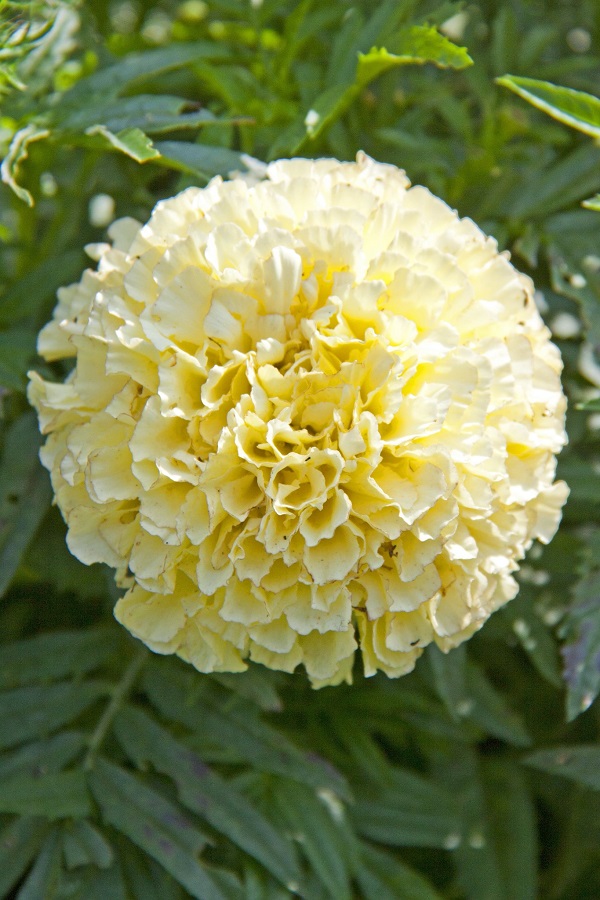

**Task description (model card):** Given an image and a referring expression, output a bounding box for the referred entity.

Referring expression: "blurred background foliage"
[1,0,600,897]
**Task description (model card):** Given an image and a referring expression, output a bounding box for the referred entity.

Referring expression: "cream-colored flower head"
[29,154,568,687]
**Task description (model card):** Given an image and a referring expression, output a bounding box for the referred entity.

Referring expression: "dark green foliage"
[1,0,600,897]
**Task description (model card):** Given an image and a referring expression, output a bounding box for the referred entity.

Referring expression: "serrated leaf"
[115,706,300,889]
[144,663,349,797]
[0,681,105,750]
[88,758,225,900]
[0,732,85,780]
[272,778,355,900]
[356,843,442,900]
[84,125,160,163]
[0,770,90,819]
[153,141,252,180]
[270,22,470,158]
[497,75,600,139]
[560,569,600,720]
[0,817,49,898]
[525,745,600,789]
[16,828,62,900]
[62,820,114,870]
[351,767,461,848]
[0,626,117,689]
[325,0,414,86]
[0,124,49,205]
[358,26,472,86]
[0,412,52,597]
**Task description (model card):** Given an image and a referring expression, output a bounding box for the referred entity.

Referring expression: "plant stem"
[84,644,148,771]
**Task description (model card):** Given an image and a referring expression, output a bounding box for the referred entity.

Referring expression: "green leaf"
[463,660,531,747]
[506,144,600,220]
[115,706,300,889]
[0,732,85,780]
[583,193,600,211]
[351,767,461,848]
[0,817,49,898]
[0,770,90,819]
[481,760,538,900]
[0,681,105,750]
[16,828,62,900]
[272,778,355,900]
[119,842,184,900]
[576,395,600,411]
[497,76,600,139]
[57,94,208,133]
[57,862,129,900]
[211,668,282,713]
[88,758,226,900]
[62,820,114,870]
[325,0,415,86]
[427,644,469,722]
[83,125,160,163]
[144,662,349,797]
[419,650,532,745]
[525,745,600,790]
[62,42,230,102]
[270,23,470,158]
[358,26,472,85]
[0,327,38,390]
[0,124,50,205]
[153,141,253,180]
[0,626,117,689]
[0,250,84,327]
[500,589,563,688]
[560,568,600,720]
[356,844,443,900]
[0,412,52,597]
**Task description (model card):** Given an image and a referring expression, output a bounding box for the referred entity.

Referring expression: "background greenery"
[1,0,600,897]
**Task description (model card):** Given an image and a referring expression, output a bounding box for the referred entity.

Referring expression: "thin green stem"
[84,644,148,771]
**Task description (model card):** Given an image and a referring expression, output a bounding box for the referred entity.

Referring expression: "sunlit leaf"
[497,75,600,139]
[0,124,49,205]
[83,125,160,163]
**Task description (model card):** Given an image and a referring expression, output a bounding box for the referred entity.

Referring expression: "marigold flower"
[29,154,568,686]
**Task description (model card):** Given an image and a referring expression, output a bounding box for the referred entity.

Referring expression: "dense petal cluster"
[29,154,568,686]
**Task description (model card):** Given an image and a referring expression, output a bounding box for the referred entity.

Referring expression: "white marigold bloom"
[28,154,569,687]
